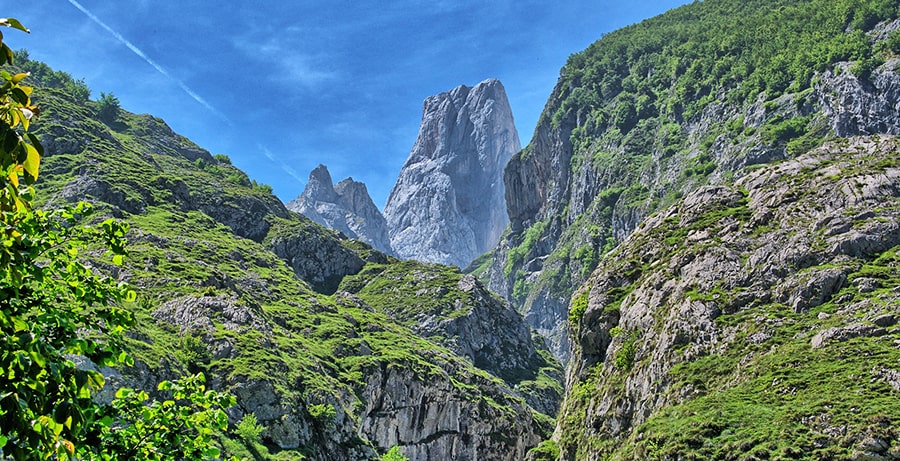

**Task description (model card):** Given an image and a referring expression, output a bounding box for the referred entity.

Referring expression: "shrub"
[235,413,265,444]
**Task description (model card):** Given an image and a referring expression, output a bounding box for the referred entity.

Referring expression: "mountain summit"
[383,78,521,268]
[286,164,393,254]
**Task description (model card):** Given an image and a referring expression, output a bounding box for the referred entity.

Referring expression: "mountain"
[19,55,560,460]
[286,164,394,255]
[560,137,899,459]
[475,0,900,366]
[14,0,900,459]
[384,78,521,268]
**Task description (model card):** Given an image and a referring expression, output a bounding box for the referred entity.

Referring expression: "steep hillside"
[475,0,900,364]
[19,55,558,460]
[560,136,899,460]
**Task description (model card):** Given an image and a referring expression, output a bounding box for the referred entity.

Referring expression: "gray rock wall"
[287,164,394,255]
[384,79,521,268]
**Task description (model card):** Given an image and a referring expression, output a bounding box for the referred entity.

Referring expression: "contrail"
[65,0,231,124]
[66,0,306,189]
[260,145,306,183]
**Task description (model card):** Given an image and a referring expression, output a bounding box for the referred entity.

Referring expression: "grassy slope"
[19,56,556,458]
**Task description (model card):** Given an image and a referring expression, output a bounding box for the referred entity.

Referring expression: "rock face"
[287,165,393,255]
[359,363,544,461]
[484,34,900,367]
[384,79,521,268]
[559,137,900,459]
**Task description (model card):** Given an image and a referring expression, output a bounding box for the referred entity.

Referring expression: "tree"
[97,91,120,124]
[81,373,235,461]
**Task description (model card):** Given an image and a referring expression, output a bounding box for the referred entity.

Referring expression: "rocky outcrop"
[360,362,545,461]
[287,164,393,254]
[265,219,367,294]
[337,262,565,417]
[384,79,520,268]
[559,137,900,459]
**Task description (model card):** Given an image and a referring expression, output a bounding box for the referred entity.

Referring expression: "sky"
[12,1,692,207]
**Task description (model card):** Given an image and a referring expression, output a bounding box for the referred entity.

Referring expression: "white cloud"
[235,26,338,89]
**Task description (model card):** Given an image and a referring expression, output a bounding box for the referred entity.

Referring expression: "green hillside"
[7,52,560,460]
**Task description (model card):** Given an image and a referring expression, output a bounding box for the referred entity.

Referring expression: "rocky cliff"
[559,136,900,460]
[478,3,900,366]
[287,164,394,255]
[384,78,521,268]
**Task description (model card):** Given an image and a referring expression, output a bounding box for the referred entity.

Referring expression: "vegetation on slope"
[489,0,900,366]
[9,39,556,460]
[560,137,900,460]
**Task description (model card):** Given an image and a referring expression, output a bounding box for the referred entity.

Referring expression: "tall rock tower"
[383,79,520,268]
[286,164,393,255]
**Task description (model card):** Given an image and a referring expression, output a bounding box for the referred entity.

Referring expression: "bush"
[235,413,265,444]
[97,91,120,124]
[527,440,561,461]
[381,446,409,461]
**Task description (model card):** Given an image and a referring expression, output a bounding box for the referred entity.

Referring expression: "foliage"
[235,413,264,444]
[82,373,236,461]
[307,403,336,425]
[1,18,236,460]
[568,291,589,328]
[527,440,561,461]
[0,201,135,459]
[380,446,410,461]
[504,220,548,277]
[612,329,638,371]
[251,179,273,194]
[96,92,120,124]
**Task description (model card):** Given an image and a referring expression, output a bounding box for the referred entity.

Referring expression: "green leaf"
[10,87,28,105]
[112,254,124,266]
[0,434,7,448]
[0,18,30,33]
[23,142,39,181]
[26,133,43,156]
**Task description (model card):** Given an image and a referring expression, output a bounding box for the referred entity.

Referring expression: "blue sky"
[13,1,691,207]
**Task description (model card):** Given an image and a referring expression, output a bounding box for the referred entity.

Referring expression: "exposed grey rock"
[384,79,520,268]
[874,368,900,393]
[266,220,366,294]
[561,138,900,454]
[152,295,269,334]
[815,59,900,137]
[358,362,543,461]
[810,323,887,349]
[287,165,394,254]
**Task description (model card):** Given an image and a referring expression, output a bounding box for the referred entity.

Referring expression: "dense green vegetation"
[555,0,899,129]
